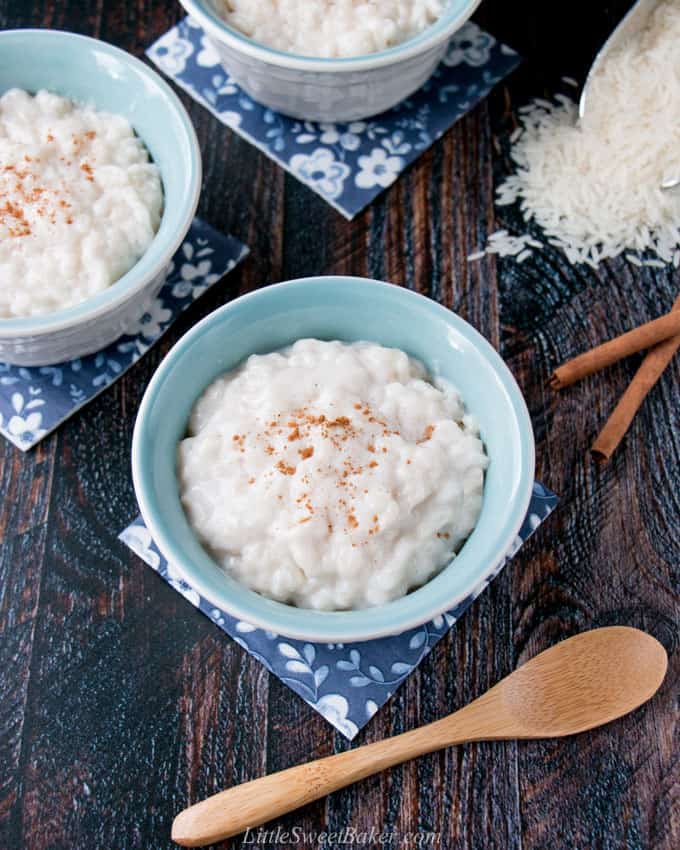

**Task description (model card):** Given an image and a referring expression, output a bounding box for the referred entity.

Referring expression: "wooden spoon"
[172,626,667,846]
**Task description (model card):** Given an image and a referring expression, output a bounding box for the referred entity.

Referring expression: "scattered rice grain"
[493,0,680,269]
[466,250,487,262]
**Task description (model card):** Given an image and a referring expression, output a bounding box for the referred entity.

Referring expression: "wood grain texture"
[1,0,678,848]
[171,628,667,846]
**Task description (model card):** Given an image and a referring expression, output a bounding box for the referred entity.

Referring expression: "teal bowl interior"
[133,277,535,642]
[0,29,201,334]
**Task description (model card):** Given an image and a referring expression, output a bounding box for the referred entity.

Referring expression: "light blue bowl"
[0,30,201,365]
[132,277,535,642]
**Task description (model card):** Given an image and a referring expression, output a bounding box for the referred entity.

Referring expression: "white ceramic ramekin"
[0,30,202,366]
[177,0,482,122]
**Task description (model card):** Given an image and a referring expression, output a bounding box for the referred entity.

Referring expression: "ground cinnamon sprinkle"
[1,131,98,238]
[72,131,96,155]
[0,200,31,237]
[417,424,435,444]
[238,401,407,535]
[276,461,296,476]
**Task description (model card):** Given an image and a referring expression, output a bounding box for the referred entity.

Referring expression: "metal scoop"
[579,0,679,191]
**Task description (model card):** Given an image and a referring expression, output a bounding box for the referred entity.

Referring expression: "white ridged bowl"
[177,0,482,122]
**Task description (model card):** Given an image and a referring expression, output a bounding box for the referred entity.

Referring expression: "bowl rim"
[132,276,536,642]
[0,28,202,338]
[178,0,483,72]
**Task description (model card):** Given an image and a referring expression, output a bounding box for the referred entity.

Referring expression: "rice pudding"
[0,89,162,318]
[178,339,488,611]
[216,0,447,59]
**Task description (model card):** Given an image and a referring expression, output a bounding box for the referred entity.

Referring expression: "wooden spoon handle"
[170,627,668,846]
[172,713,476,846]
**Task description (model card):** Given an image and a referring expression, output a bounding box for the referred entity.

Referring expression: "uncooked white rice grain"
[493,0,680,269]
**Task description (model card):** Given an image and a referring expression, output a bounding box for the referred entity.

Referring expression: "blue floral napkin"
[0,220,248,451]
[120,482,557,739]
[147,19,520,219]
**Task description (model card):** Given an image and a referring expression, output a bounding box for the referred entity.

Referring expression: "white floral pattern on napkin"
[0,220,248,451]
[120,482,558,739]
[147,19,520,219]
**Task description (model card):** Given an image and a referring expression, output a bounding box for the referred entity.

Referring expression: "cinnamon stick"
[550,309,680,389]
[591,295,680,463]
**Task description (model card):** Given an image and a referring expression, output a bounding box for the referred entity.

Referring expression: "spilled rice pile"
[470,0,680,269]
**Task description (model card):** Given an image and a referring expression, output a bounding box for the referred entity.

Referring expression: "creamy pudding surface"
[0,89,162,319]
[178,339,488,611]
[216,0,446,59]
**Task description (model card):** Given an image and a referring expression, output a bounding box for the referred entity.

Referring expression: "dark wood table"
[1,1,678,848]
